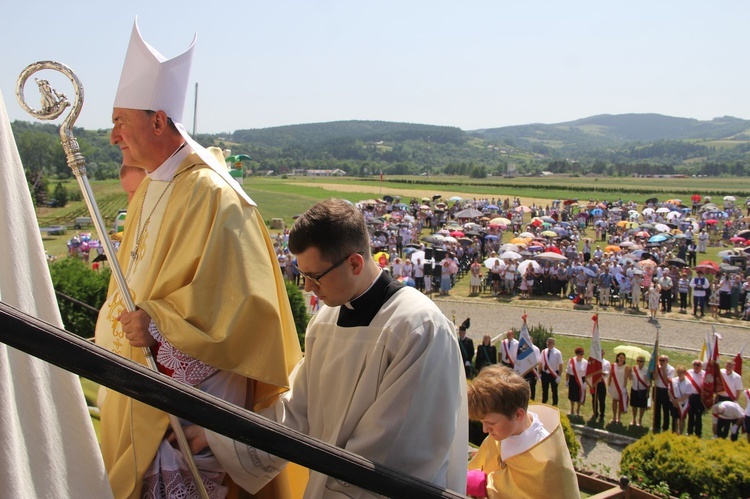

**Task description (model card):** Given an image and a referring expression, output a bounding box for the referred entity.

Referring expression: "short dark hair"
[468,365,530,420]
[289,198,371,262]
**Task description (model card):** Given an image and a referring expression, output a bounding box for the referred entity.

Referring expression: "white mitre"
[114,18,254,205]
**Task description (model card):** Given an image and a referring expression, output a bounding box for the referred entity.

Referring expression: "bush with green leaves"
[49,257,110,338]
[510,322,554,348]
[620,432,750,498]
[284,281,309,351]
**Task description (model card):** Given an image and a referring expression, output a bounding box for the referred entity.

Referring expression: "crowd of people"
[271,193,750,324]
[457,327,749,442]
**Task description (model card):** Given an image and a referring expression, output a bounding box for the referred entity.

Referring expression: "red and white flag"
[701,331,721,410]
[585,314,603,387]
[734,344,745,376]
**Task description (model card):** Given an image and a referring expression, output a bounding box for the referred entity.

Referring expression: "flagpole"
[17,62,209,499]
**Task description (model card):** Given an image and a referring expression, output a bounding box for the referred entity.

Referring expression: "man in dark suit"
[458,325,475,378]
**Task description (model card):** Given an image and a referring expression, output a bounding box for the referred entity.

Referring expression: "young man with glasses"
[201,198,469,496]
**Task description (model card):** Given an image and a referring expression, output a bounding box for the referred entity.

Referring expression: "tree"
[49,258,111,338]
[51,182,69,207]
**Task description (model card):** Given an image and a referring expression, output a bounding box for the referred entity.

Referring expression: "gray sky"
[3,0,748,133]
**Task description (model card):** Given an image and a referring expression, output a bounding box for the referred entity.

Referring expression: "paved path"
[433,298,749,356]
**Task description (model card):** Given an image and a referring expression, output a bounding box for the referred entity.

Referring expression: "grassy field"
[41,174,748,259]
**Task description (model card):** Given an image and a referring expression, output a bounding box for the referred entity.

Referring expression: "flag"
[646,329,659,382]
[514,314,538,377]
[700,331,721,410]
[585,314,603,386]
[734,344,745,377]
[699,330,711,365]
[0,89,113,497]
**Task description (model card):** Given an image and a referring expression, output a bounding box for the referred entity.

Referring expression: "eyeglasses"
[296,252,361,287]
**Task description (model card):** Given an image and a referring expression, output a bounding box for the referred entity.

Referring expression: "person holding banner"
[514,317,540,401]
[500,329,518,369]
[668,366,691,434]
[629,356,650,427]
[653,356,676,433]
[607,352,630,424]
[685,360,706,437]
[566,347,588,416]
[539,338,563,407]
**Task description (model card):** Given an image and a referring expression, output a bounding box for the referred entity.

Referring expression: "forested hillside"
[11,113,750,187]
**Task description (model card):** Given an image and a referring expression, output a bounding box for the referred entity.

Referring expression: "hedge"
[620,432,750,498]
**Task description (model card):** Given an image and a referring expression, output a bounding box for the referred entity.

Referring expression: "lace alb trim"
[149,320,219,385]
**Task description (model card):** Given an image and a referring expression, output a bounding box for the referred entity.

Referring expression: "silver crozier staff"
[16,61,210,499]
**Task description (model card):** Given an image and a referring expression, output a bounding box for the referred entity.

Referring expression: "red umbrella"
[449,230,465,237]
[530,219,542,227]
[730,236,746,243]
[694,264,718,275]
[634,231,650,238]
[705,219,718,225]
[696,260,720,272]
[546,246,562,254]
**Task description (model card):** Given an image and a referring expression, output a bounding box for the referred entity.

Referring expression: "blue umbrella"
[486,204,499,210]
[574,266,597,277]
[591,208,603,216]
[484,234,499,240]
[649,234,670,243]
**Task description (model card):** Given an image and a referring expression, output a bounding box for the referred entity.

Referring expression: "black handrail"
[0,302,466,499]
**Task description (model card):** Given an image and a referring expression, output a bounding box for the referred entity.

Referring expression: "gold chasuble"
[468,405,579,499]
[95,154,303,499]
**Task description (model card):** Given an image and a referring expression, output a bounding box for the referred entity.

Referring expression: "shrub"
[510,322,554,348]
[620,432,750,498]
[49,257,110,338]
[285,281,309,351]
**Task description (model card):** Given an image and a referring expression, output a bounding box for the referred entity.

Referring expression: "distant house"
[306,169,347,177]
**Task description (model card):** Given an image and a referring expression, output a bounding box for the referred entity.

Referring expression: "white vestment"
[208,273,468,497]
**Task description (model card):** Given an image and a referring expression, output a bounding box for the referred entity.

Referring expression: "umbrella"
[443,236,458,243]
[454,208,484,219]
[410,250,427,264]
[500,251,522,260]
[613,345,651,364]
[724,195,736,202]
[619,241,637,248]
[373,251,390,264]
[397,276,416,287]
[499,243,520,252]
[518,231,535,238]
[421,235,444,244]
[515,205,531,213]
[574,266,597,277]
[490,217,512,225]
[484,234,500,241]
[605,245,621,253]
[486,204,499,210]
[509,237,530,245]
[634,231,651,238]
[432,195,442,200]
[730,236,746,243]
[448,196,463,202]
[642,207,655,216]
[449,230,465,237]
[484,258,507,269]
[383,195,394,203]
[535,251,567,261]
[719,263,743,274]
[541,230,558,238]
[458,237,474,246]
[645,197,658,205]
[655,207,671,214]
[636,259,657,270]
[694,263,718,275]
[667,257,687,267]
[517,259,541,275]
[225,153,252,163]
[648,234,670,243]
[697,260,720,271]
[654,223,670,233]
[591,208,603,216]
